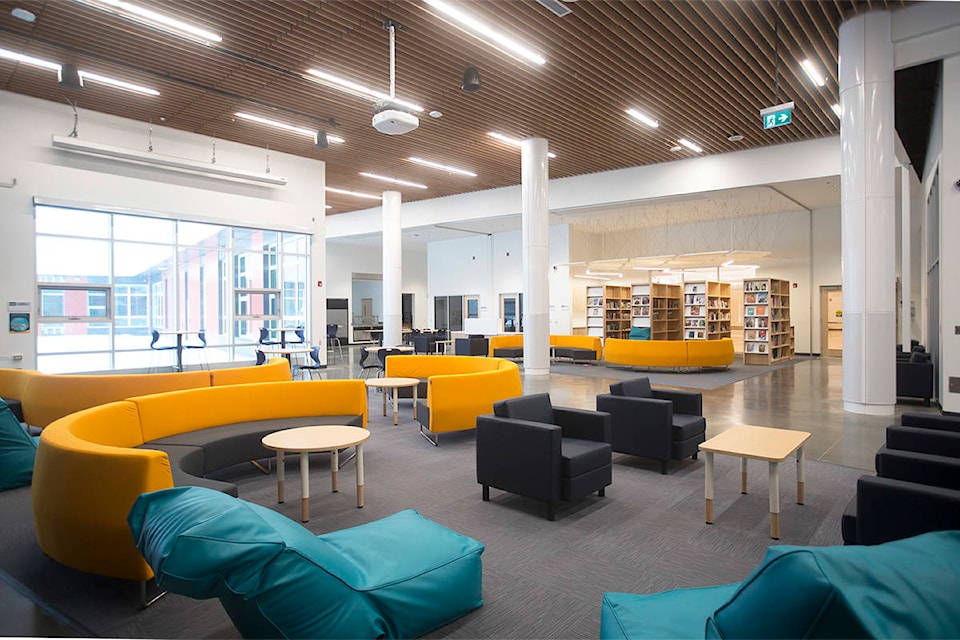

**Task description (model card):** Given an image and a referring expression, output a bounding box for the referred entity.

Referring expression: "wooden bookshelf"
[650,283,682,340]
[683,281,731,340]
[631,283,651,336]
[586,284,631,339]
[742,278,793,364]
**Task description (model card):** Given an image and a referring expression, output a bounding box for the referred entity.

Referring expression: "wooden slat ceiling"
[0,0,910,215]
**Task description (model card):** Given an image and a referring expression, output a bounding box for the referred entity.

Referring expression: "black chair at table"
[149,330,178,372]
[327,324,344,363]
[258,327,279,347]
[377,348,407,378]
[255,349,267,366]
[476,393,612,521]
[595,377,706,474]
[358,346,380,379]
[296,346,324,380]
[455,334,489,356]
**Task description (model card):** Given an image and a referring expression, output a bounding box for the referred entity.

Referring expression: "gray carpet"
[550,355,809,391]
[0,405,862,639]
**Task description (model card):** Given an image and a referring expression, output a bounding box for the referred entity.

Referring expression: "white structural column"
[900,165,911,353]
[382,190,403,348]
[839,11,896,415]
[521,137,550,375]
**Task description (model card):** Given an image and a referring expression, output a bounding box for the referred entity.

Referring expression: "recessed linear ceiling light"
[0,47,158,95]
[422,0,546,66]
[79,70,158,95]
[324,186,382,201]
[585,269,622,278]
[304,69,424,113]
[678,138,703,153]
[359,172,428,189]
[573,274,611,281]
[408,157,477,177]
[234,113,345,144]
[625,108,659,129]
[800,59,827,87]
[70,0,221,45]
[831,103,842,117]
[488,132,557,158]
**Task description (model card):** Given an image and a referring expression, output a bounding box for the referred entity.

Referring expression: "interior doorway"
[820,286,842,357]
[499,293,523,333]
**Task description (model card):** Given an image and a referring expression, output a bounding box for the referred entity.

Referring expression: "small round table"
[364,377,420,425]
[261,425,370,523]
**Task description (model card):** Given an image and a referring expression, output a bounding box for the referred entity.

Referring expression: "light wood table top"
[699,424,810,462]
[364,376,420,390]
[262,425,369,452]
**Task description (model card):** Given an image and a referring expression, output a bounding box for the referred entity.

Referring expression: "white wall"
[325,240,427,341]
[938,54,959,413]
[0,91,328,368]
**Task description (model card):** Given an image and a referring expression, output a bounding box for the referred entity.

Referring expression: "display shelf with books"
[650,283,683,340]
[586,286,605,338]
[631,284,651,336]
[603,285,632,340]
[683,281,731,340]
[742,278,793,364]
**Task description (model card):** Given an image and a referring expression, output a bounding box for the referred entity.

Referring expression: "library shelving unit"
[742,278,793,364]
[650,283,683,340]
[631,283,651,335]
[586,284,631,339]
[604,284,632,340]
[682,281,732,340]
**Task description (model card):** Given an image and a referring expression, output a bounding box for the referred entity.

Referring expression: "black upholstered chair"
[357,346,379,379]
[896,351,934,405]
[455,335,489,356]
[595,377,706,474]
[476,393,612,520]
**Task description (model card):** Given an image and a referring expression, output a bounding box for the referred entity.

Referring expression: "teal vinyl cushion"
[599,531,960,639]
[601,585,738,639]
[708,530,960,639]
[0,399,37,491]
[628,326,650,340]
[128,486,484,639]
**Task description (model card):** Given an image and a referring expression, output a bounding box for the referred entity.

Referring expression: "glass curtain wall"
[35,205,310,373]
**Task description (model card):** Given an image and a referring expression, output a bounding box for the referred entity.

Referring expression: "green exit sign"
[760,101,794,130]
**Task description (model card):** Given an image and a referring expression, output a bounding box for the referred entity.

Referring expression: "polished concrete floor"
[4,347,938,636]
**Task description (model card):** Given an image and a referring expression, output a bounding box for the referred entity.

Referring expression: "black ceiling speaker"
[58,63,83,91]
[461,66,481,93]
[314,131,329,149]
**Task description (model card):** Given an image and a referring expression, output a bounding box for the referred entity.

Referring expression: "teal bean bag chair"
[128,486,484,639]
[0,398,37,491]
[601,530,960,639]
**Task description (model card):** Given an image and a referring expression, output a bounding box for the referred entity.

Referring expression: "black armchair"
[413,332,438,354]
[896,351,934,405]
[476,393,612,520]
[900,412,960,433]
[596,378,706,474]
[455,335,489,356]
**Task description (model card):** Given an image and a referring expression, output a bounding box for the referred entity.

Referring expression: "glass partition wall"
[35,205,310,373]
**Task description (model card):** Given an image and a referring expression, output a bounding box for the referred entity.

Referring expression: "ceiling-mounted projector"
[372,100,419,135]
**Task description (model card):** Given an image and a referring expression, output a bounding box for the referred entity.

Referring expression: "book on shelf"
[688,305,701,316]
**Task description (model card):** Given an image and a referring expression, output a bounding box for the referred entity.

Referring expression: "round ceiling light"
[11,7,36,22]
[429,110,443,119]
[727,133,744,142]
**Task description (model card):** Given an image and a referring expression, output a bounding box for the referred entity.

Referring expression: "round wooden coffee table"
[364,377,420,425]
[261,425,370,522]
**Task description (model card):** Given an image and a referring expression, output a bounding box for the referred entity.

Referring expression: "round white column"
[521,137,550,375]
[382,190,402,348]
[839,11,896,415]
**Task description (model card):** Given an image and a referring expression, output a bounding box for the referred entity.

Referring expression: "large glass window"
[35,205,310,373]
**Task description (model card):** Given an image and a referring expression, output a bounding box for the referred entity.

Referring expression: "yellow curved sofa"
[0,358,290,428]
[32,379,367,581]
[383,355,522,444]
[603,338,735,369]
[488,334,524,357]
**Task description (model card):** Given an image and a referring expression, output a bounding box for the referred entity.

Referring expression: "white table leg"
[276,451,285,503]
[413,384,418,420]
[356,443,365,508]
[797,445,806,505]
[769,461,780,539]
[331,448,339,493]
[300,451,310,523]
[392,386,399,425]
[704,451,714,524]
[740,457,748,494]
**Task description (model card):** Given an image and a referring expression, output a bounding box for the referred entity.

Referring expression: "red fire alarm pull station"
[317,280,323,287]
[793,282,798,288]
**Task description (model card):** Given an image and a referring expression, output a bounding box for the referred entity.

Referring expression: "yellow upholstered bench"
[32,379,366,581]
[550,335,603,362]
[488,334,524,358]
[2,357,290,428]
[603,338,734,370]
[384,355,522,445]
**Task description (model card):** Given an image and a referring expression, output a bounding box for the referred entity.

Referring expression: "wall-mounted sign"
[760,101,794,130]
